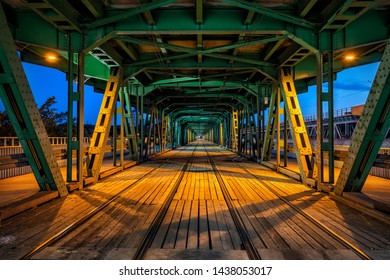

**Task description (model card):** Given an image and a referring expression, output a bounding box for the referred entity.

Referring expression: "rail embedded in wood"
[19,147,187,260]
[204,145,262,260]
[215,146,373,260]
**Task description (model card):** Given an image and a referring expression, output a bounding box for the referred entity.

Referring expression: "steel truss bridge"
[0,0,389,198]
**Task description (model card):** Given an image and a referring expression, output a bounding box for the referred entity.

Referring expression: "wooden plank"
[163,200,185,249]
[151,200,178,248]
[212,200,234,250]
[175,200,192,249]
[198,200,209,249]
[219,200,242,250]
[187,200,199,249]
[233,200,266,249]
[206,200,223,249]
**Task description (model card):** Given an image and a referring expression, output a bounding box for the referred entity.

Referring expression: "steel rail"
[20,147,188,260]
[132,144,198,260]
[216,146,373,260]
[204,145,262,260]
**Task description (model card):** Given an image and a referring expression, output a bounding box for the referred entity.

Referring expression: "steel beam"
[121,84,138,160]
[262,85,279,162]
[231,109,239,152]
[0,3,67,196]
[84,0,177,29]
[85,67,122,182]
[219,0,315,29]
[279,68,316,185]
[81,0,104,18]
[21,0,82,32]
[335,38,390,194]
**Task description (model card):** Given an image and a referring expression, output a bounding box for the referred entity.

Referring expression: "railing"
[303,106,362,122]
[0,137,90,147]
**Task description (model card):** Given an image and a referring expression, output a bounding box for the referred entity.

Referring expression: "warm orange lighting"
[46,55,57,62]
[345,55,356,61]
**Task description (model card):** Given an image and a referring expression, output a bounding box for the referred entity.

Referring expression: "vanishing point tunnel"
[0,0,389,260]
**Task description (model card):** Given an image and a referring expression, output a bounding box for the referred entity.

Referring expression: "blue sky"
[0,61,380,125]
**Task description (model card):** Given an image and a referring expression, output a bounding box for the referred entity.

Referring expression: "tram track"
[17,142,376,260]
[20,145,196,260]
[204,145,261,260]
[213,145,373,260]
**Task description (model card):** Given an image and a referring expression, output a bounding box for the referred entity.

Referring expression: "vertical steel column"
[0,3,67,196]
[316,53,324,188]
[140,86,145,161]
[123,84,138,161]
[279,67,316,185]
[335,38,390,195]
[77,52,85,186]
[220,122,223,146]
[262,85,279,161]
[276,88,281,169]
[231,109,239,151]
[119,85,125,168]
[283,105,288,167]
[113,101,117,166]
[66,35,75,182]
[327,50,335,183]
[256,88,261,162]
[85,67,121,182]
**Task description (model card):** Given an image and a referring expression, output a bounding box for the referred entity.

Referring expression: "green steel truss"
[85,67,122,182]
[335,38,390,194]
[231,109,239,152]
[0,3,67,196]
[1,1,389,192]
[279,68,316,185]
[262,85,279,162]
[120,84,138,161]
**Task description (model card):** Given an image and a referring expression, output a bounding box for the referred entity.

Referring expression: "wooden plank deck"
[0,141,389,260]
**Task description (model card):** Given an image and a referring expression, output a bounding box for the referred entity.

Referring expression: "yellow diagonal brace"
[279,67,317,184]
[85,67,122,182]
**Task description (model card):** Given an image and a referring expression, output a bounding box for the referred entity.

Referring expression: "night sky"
[0,61,380,125]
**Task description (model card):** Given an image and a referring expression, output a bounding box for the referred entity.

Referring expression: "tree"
[38,96,67,136]
[0,109,15,136]
[0,96,67,137]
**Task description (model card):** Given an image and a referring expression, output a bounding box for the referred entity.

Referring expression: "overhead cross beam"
[81,0,104,18]
[84,0,177,29]
[219,0,316,29]
[118,35,283,67]
[21,0,82,32]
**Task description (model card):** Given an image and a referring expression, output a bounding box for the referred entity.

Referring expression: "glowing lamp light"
[345,55,356,61]
[46,55,57,62]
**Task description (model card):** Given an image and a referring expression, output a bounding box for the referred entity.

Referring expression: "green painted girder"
[81,0,104,18]
[297,0,319,17]
[11,8,389,53]
[335,38,390,194]
[164,102,238,111]
[144,80,259,95]
[218,0,316,29]
[152,77,199,85]
[21,0,82,32]
[118,35,283,67]
[155,94,247,105]
[184,87,242,94]
[196,0,203,24]
[173,110,228,118]
[83,0,178,29]
[0,3,68,196]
